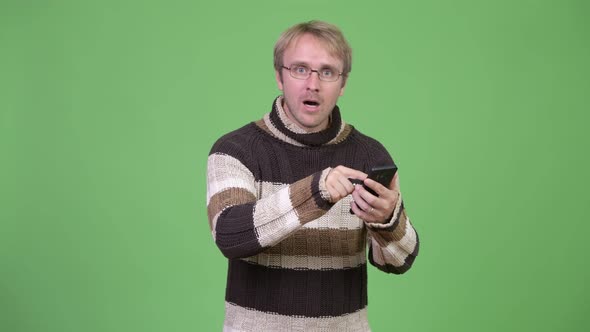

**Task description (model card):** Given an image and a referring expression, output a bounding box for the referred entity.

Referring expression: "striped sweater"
[207,96,419,331]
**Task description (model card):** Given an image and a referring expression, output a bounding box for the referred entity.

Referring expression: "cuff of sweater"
[318,167,333,203]
[365,193,403,230]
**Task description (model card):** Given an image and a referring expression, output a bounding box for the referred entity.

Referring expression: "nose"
[306,71,320,91]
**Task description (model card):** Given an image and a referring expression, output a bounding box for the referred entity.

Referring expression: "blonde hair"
[274,21,352,79]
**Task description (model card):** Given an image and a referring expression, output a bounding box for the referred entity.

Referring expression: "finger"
[328,167,362,190]
[350,200,378,222]
[358,182,397,221]
[326,169,351,201]
[337,175,356,194]
[352,187,374,212]
[332,165,368,181]
[360,180,394,207]
[332,176,355,199]
[350,201,369,219]
[359,185,395,218]
[327,181,349,201]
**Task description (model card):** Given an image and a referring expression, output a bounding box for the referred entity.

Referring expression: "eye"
[293,65,308,74]
[321,68,335,77]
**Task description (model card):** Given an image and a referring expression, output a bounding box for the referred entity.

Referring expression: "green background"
[2,0,589,331]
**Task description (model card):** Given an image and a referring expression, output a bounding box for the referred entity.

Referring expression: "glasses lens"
[290,65,309,79]
[319,67,338,82]
[288,65,341,81]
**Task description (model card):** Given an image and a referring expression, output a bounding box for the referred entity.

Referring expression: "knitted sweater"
[206,96,419,331]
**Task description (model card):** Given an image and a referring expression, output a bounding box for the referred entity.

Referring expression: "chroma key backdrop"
[1,1,589,331]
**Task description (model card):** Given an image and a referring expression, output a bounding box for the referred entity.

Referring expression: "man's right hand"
[325,166,367,203]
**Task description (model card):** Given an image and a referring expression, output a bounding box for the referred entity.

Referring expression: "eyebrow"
[290,61,340,70]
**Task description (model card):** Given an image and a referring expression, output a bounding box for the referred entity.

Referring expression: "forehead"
[283,34,343,68]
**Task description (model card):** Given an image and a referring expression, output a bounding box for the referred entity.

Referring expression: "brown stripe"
[261,228,365,257]
[289,175,326,224]
[207,188,256,229]
[331,124,353,144]
[242,251,366,270]
[254,119,273,136]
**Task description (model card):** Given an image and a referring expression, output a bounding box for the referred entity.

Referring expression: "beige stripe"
[207,154,256,204]
[223,302,371,332]
[305,195,365,230]
[390,217,418,253]
[274,96,352,145]
[262,113,305,146]
[242,251,366,270]
[256,109,352,146]
[318,167,332,201]
[260,182,364,231]
[252,186,302,248]
[370,240,388,266]
[274,96,309,134]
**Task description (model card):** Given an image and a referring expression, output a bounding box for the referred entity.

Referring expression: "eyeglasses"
[282,64,343,82]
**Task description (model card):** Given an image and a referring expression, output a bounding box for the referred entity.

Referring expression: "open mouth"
[303,100,320,107]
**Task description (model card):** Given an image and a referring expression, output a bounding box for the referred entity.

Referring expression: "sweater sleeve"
[365,194,419,274]
[355,135,419,274]
[207,152,334,259]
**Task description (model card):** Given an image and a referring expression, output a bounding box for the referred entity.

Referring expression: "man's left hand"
[350,173,400,224]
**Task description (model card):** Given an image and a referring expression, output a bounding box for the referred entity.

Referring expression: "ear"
[275,70,284,91]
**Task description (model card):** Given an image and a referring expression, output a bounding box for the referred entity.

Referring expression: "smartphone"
[364,164,397,196]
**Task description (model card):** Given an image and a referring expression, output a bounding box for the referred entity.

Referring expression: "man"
[207,20,419,331]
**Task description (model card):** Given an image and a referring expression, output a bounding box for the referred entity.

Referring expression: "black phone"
[364,164,397,196]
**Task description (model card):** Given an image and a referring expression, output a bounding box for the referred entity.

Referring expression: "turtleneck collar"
[258,96,351,147]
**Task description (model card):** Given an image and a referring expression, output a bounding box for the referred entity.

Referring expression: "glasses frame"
[281,64,343,82]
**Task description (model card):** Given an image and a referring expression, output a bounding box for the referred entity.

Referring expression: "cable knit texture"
[207,96,419,331]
